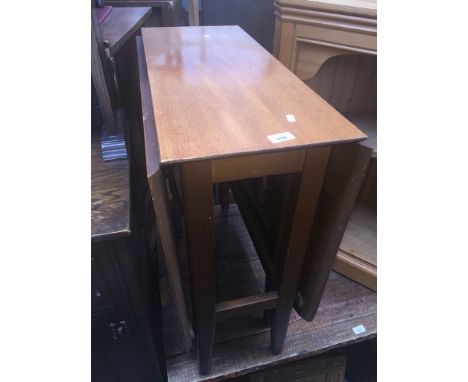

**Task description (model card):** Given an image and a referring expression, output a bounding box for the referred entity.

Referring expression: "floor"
[159,204,377,382]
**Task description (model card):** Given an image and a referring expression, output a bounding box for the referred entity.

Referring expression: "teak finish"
[140,25,366,375]
[141,26,366,166]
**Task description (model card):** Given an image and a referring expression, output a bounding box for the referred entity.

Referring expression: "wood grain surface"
[91,133,130,241]
[101,6,151,57]
[335,202,377,290]
[141,26,366,165]
[295,142,372,320]
[275,0,377,18]
[305,55,377,114]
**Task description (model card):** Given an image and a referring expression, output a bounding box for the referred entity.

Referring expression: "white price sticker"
[267,132,296,144]
[286,114,296,122]
[352,325,366,335]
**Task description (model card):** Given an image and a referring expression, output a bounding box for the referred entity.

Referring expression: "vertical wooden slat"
[91,11,117,135]
[179,160,215,374]
[273,17,282,58]
[338,55,361,112]
[350,55,375,112]
[148,170,194,354]
[318,57,337,102]
[366,62,377,112]
[296,143,373,321]
[329,55,349,109]
[271,146,331,354]
[305,69,322,93]
[275,22,295,68]
[137,36,193,354]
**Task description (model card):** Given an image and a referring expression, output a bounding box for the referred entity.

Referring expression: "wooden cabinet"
[274,0,377,291]
[92,239,165,382]
[91,134,167,382]
[273,0,376,78]
[103,1,184,27]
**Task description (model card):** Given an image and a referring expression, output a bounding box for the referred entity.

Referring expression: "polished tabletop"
[141,25,366,165]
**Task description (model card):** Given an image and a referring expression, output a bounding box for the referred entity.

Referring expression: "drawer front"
[296,23,377,52]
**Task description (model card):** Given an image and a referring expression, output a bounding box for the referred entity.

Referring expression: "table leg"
[179,160,215,374]
[219,182,230,210]
[263,274,274,325]
[271,146,331,354]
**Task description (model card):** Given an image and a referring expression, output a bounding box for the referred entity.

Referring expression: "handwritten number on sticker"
[267,132,296,143]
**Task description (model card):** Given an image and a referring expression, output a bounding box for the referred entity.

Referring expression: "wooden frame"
[139,25,366,375]
[273,0,376,80]
[176,146,331,373]
[273,0,377,293]
[137,37,193,354]
[92,6,151,160]
[296,142,373,319]
[91,9,118,136]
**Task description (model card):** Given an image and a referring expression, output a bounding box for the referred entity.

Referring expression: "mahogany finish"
[141,25,365,166]
[137,37,193,354]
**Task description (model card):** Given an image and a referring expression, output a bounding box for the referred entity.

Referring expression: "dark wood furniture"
[100,6,152,57]
[91,6,151,160]
[163,205,377,382]
[91,133,167,382]
[103,1,184,27]
[140,25,366,374]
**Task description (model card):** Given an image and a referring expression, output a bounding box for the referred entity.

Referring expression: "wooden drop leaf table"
[140,25,366,375]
